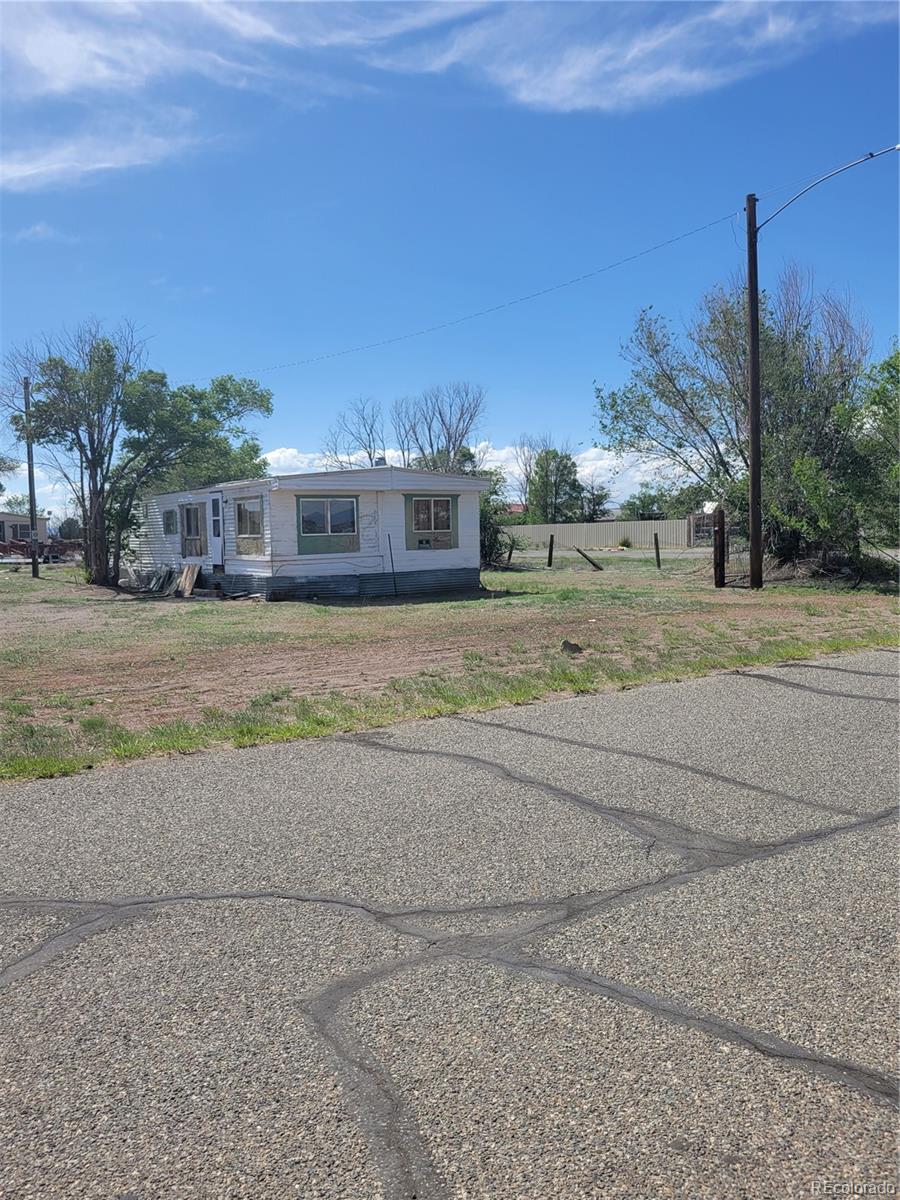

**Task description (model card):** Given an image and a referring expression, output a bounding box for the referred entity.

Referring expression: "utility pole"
[742,144,898,593]
[23,376,40,579]
[745,195,763,590]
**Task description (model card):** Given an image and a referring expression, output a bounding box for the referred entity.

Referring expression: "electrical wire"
[175,209,739,386]
[174,143,897,387]
[757,143,899,231]
[756,142,899,201]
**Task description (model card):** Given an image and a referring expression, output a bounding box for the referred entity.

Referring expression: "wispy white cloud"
[12,220,77,243]
[0,1,478,102]
[369,1,897,114]
[2,2,894,191]
[0,114,199,193]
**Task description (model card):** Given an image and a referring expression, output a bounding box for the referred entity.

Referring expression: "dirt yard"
[1,555,896,778]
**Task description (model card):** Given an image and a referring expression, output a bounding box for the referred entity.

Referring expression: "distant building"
[0,511,49,544]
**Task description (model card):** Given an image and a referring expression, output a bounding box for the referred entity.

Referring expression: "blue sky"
[1,1,897,511]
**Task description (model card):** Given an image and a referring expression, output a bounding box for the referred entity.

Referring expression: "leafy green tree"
[851,348,899,547]
[619,480,710,519]
[0,451,17,499]
[478,468,520,567]
[13,322,272,585]
[527,449,583,523]
[57,515,82,540]
[1,493,31,515]
[619,486,668,520]
[151,434,267,493]
[579,472,612,521]
[595,268,878,561]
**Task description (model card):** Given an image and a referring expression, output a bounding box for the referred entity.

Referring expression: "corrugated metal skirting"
[202,568,481,600]
[505,518,692,550]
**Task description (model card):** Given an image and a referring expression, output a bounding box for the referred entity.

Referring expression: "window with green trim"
[412,497,452,534]
[406,494,458,550]
[299,497,357,536]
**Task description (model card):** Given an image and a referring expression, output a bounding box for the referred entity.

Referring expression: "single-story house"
[0,511,49,544]
[132,466,490,598]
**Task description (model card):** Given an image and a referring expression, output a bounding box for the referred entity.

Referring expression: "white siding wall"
[134,482,483,576]
[379,491,480,572]
[0,513,50,540]
[265,489,386,576]
[222,487,272,574]
[266,488,481,575]
[134,491,213,572]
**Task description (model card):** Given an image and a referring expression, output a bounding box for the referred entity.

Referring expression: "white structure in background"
[0,511,49,544]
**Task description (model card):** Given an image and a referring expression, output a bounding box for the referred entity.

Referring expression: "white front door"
[208,492,224,569]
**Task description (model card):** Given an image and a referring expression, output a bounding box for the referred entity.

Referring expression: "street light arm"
[757,143,900,232]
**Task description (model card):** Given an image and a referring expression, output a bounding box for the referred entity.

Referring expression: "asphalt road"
[1,648,897,1199]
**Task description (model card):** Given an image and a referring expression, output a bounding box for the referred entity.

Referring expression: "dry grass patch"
[1,557,895,780]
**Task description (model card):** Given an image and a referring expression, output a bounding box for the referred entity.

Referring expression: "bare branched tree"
[390,397,416,467]
[403,381,486,472]
[579,468,612,521]
[322,383,486,473]
[511,432,552,505]
[321,397,386,469]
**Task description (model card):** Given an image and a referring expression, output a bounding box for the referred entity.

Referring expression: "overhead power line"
[177,209,739,386]
[177,143,897,387]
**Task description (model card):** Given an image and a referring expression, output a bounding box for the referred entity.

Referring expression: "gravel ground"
[0,648,897,1198]
[0,901,406,1199]
[344,958,897,1200]
[0,739,681,907]
[539,822,898,1073]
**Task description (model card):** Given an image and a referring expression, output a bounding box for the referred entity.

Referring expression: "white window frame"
[236,496,263,538]
[412,496,452,534]
[235,495,264,555]
[180,503,206,558]
[162,509,178,536]
[299,497,358,537]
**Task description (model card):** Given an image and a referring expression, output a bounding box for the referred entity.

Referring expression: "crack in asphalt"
[1,674,897,1196]
[491,957,898,1107]
[351,733,766,867]
[2,804,895,1189]
[454,714,860,819]
[781,663,898,680]
[733,670,900,704]
[301,953,449,1200]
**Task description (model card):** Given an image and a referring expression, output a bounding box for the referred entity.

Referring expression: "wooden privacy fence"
[505,518,693,550]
